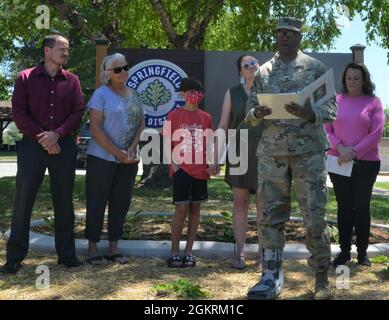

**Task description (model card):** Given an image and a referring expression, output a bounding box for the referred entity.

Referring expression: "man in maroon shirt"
[1,34,85,274]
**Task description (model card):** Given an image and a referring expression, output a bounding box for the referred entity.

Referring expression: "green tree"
[1,1,388,55]
[204,1,389,53]
[1,1,388,96]
[0,74,12,100]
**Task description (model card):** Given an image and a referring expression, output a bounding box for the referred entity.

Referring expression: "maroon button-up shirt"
[12,63,85,140]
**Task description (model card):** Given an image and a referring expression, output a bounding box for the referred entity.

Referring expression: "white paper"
[257,93,300,119]
[300,68,336,109]
[325,155,353,177]
[258,69,336,120]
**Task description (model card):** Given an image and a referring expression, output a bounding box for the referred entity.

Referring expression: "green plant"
[375,266,389,281]
[43,216,55,233]
[0,280,12,290]
[152,277,208,298]
[327,225,340,244]
[201,216,215,226]
[218,211,234,242]
[219,211,232,224]
[370,255,389,280]
[383,109,389,137]
[371,255,389,264]
[122,210,142,240]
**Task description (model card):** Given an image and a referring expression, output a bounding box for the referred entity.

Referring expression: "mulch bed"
[31,216,389,244]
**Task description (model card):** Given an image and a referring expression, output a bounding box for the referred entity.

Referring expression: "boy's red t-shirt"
[164,107,213,180]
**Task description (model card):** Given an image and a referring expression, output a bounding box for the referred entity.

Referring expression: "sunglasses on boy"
[241,60,258,69]
[107,64,131,74]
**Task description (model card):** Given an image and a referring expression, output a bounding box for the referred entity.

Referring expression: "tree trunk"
[137,136,171,189]
[138,162,171,189]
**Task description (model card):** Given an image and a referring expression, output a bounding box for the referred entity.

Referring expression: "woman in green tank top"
[211,54,263,270]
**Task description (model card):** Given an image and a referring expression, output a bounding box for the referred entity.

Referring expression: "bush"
[383,109,389,137]
[122,210,142,240]
[2,122,22,145]
[219,211,234,242]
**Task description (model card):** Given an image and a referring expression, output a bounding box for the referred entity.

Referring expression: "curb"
[4,215,389,260]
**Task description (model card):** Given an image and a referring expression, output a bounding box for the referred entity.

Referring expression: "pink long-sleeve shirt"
[324,93,385,161]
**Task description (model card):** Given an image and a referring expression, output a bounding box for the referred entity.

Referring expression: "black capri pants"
[85,155,138,242]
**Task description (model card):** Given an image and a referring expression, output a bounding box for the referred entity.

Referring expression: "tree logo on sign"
[140,79,171,111]
[126,59,187,129]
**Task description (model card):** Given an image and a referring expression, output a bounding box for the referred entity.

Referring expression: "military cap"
[275,17,303,33]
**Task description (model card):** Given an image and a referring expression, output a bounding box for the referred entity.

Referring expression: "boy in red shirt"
[163,78,214,268]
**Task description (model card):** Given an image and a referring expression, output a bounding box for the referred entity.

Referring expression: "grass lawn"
[1,175,389,233]
[375,182,389,190]
[0,151,16,161]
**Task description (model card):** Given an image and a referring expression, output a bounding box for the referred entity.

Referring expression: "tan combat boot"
[314,271,333,300]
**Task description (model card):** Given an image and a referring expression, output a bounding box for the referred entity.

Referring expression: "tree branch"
[149,0,224,48]
[46,0,121,46]
[148,0,179,47]
[185,0,225,48]
[46,0,94,39]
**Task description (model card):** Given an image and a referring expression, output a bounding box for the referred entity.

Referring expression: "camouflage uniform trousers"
[257,150,331,271]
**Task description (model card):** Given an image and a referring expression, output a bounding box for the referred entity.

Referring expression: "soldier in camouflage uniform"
[245,17,337,300]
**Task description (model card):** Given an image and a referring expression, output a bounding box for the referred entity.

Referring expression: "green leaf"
[371,255,389,264]
[327,225,340,244]
[152,277,208,299]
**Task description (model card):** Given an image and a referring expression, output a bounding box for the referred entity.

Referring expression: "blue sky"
[330,14,389,108]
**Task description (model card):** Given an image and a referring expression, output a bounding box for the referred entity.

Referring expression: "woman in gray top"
[85,53,145,265]
[212,54,263,270]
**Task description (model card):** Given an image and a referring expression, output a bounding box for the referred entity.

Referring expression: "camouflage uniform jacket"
[245,50,337,156]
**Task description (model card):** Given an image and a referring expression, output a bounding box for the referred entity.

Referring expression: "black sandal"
[182,255,196,267]
[86,255,107,266]
[167,255,184,268]
[104,254,129,264]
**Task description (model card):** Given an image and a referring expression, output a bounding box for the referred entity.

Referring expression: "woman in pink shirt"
[325,62,385,267]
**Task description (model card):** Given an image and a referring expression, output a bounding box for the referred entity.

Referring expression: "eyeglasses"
[241,60,258,69]
[275,30,299,38]
[107,64,130,74]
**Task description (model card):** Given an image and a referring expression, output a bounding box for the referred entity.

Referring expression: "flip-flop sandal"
[86,255,107,266]
[167,255,184,268]
[104,254,129,264]
[182,255,196,267]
